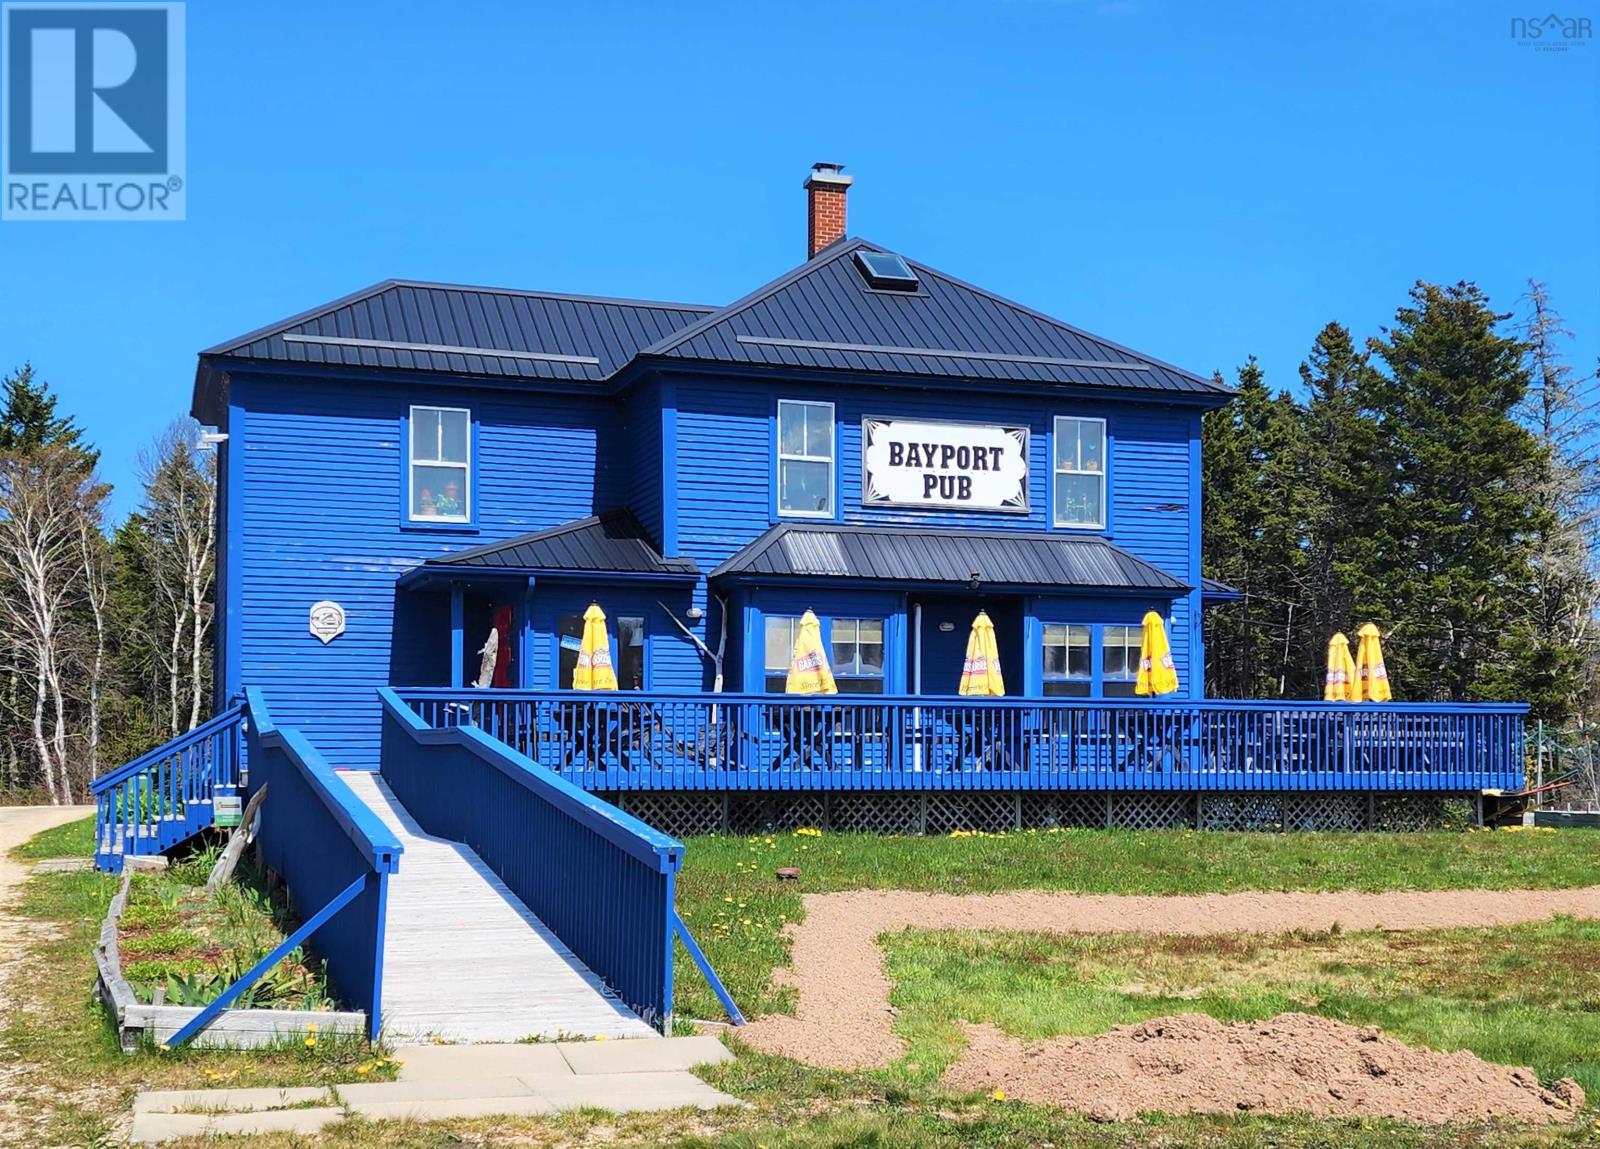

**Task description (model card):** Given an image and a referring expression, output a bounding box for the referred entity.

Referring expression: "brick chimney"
[804,162,852,257]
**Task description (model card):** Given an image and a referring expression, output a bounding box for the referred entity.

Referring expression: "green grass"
[671,826,1600,1020]
[9,812,95,858]
[880,919,1600,1094]
[1,860,395,1147]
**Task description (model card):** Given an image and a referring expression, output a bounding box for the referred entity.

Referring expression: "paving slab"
[337,1075,536,1105]
[129,1107,345,1143]
[394,1042,575,1081]
[346,1095,558,1121]
[527,1070,742,1113]
[133,1085,332,1114]
[558,1034,733,1075]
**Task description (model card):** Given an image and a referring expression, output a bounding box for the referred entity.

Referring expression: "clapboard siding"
[670,373,1203,695]
[624,378,664,552]
[234,373,623,765]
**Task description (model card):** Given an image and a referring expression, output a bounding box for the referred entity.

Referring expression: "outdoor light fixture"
[685,607,704,621]
[968,572,981,590]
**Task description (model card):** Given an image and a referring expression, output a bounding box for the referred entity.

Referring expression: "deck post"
[449,584,464,688]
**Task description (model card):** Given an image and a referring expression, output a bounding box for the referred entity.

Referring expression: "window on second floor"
[410,405,471,522]
[777,399,834,517]
[1101,623,1142,698]
[831,618,885,694]
[1053,415,1105,529]
[1042,623,1092,697]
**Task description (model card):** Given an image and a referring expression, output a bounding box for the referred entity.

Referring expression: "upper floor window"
[410,405,470,522]
[832,618,885,694]
[1042,623,1092,697]
[777,400,834,517]
[1053,416,1105,529]
[1101,623,1141,698]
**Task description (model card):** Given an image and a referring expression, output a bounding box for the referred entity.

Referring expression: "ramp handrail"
[233,688,401,1045]
[378,686,741,1031]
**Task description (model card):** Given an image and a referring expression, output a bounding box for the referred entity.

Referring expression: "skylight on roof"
[854,250,919,291]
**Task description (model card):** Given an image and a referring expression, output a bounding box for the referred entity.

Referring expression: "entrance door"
[909,595,1023,695]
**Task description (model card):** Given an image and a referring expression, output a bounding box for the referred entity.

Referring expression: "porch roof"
[402,510,699,587]
[710,523,1189,592]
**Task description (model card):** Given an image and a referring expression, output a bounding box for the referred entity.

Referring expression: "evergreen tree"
[1201,358,1306,697]
[0,363,97,463]
[1359,281,1548,705]
[1293,323,1382,693]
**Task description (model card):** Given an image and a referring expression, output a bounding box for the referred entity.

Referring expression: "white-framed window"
[763,615,800,693]
[777,399,834,517]
[831,618,885,694]
[1042,623,1092,697]
[409,405,471,522]
[1102,623,1141,698]
[1053,416,1106,529]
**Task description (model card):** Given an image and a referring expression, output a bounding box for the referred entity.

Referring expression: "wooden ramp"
[340,773,659,1043]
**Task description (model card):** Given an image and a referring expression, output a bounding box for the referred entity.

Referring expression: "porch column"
[449,583,464,688]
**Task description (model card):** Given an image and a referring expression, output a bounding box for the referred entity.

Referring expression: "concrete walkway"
[129,1035,741,1142]
[342,772,660,1042]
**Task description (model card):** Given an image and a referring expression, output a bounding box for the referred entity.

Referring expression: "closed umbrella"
[573,603,618,691]
[785,609,837,695]
[1323,632,1357,702]
[958,610,1006,696]
[1135,611,1180,696]
[1354,623,1392,702]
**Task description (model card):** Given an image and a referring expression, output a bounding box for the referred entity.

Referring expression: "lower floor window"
[1042,623,1091,696]
[559,613,644,689]
[832,618,885,694]
[1101,624,1142,698]
[764,615,799,693]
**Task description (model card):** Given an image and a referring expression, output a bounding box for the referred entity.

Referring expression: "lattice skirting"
[610,791,1482,838]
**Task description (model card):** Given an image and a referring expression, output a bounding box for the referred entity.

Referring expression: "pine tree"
[1202,358,1306,697]
[0,363,97,464]
[1293,323,1383,693]
[1360,281,1549,705]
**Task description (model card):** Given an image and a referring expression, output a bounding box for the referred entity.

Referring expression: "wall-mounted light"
[968,571,982,591]
[685,606,704,622]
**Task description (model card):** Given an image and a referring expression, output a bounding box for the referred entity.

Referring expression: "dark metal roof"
[641,238,1229,398]
[710,522,1189,592]
[203,280,715,385]
[425,510,698,578]
[1202,576,1242,602]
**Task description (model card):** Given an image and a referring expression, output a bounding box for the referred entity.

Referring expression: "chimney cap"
[803,161,853,189]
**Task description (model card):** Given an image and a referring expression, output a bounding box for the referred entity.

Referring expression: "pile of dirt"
[942,1012,1585,1125]
[740,886,1600,1071]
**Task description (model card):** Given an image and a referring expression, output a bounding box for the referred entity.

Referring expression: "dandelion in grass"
[991,1089,1006,1102]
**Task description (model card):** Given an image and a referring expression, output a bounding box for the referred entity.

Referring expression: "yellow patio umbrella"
[1135,611,1180,696]
[572,602,618,691]
[958,610,1006,696]
[1354,623,1392,702]
[785,609,837,695]
[1323,632,1357,702]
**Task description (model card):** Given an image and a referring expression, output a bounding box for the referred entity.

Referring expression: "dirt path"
[0,805,95,1147]
[742,886,1600,1071]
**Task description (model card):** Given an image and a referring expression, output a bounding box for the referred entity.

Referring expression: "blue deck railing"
[394,689,1528,794]
[379,687,741,1030]
[92,704,245,872]
[243,688,401,1042]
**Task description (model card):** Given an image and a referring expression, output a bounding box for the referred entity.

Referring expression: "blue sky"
[1,0,1595,519]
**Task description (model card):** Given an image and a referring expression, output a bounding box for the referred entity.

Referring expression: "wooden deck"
[340,773,659,1043]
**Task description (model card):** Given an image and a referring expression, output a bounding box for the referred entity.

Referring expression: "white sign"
[862,418,1029,511]
[308,600,346,644]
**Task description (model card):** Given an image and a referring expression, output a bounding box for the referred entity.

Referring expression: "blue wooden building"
[87,164,1527,1040]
